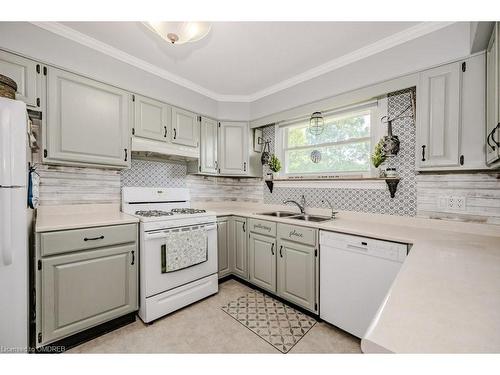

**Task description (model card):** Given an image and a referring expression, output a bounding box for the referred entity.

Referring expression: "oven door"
[142,222,217,298]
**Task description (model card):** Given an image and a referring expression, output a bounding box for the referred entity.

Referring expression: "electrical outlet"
[439,195,466,212]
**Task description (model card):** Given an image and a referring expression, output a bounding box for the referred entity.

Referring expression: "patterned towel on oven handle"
[161,227,208,273]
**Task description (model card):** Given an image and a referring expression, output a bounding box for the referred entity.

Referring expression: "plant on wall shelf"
[268,154,282,178]
[371,139,387,169]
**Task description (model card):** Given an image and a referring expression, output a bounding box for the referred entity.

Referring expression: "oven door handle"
[145,232,168,240]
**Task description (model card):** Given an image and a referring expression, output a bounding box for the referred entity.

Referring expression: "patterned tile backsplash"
[262,88,418,216]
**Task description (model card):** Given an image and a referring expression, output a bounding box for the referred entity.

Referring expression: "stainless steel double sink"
[258,211,332,222]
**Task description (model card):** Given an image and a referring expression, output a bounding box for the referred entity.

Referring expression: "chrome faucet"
[322,199,338,219]
[283,195,306,214]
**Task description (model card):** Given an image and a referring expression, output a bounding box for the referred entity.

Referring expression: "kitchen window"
[276,101,383,178]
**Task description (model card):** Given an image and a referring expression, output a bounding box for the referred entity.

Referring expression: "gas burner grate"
[170,208,207,214]
[134,210,174,217]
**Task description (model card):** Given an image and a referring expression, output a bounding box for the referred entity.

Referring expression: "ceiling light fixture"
[309,111,324,136]
[144,21,211,45]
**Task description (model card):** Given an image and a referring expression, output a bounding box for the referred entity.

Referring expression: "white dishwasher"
[320,231,408,338]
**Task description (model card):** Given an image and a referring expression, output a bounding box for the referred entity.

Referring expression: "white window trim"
[274,98,387,179]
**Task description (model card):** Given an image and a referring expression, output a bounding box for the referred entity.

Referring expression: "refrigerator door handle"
[0,189,13,266]
[0,108,12,186]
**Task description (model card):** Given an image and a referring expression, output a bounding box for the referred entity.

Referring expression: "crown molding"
[30,21,455,103]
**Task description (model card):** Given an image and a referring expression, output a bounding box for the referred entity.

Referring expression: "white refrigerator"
[0,97,29,351]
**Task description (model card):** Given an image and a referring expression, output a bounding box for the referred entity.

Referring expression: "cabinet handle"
[279,245,283,258]
[164,126,167,138]
[242,222,246,233]
[131,250,135,265]
[421,145,426,162]
[84,235,104,241]
[492,123,500,147]
[271,243,275,255]
[214,161,218,170]
[124,148,128,162]
[243,162,247,172]
[487,129,496,151]
[173,128,177,139]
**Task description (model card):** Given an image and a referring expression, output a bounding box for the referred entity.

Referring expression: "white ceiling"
[38,22,451,101]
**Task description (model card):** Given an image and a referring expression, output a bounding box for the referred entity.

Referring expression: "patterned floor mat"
[221,291,316,353]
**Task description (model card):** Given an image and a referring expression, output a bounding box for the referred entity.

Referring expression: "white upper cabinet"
[417,61,461,169]
[171,107,199,148]
[200,117,218,174]
[0,50,41,108]
[416,54,487,171]
[486,23,500,166]
[45,67,131,168]
[133,94,170,142]
[218,121,249,175]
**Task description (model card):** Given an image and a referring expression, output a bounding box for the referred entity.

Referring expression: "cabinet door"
[133,94,170,142]
[417,62,461,168]
[45,67,130,168]
[232,216,248,280]
[0,50,40,108]
[217,218,231,278]
[486,23,499,164]
[171,107,199,147]
[277,239,316,312]
[200,117,218,174]
[218,122,249,175]
[41,244,137,344]
[249,232,276,293]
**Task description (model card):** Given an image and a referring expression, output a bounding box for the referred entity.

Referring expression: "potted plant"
[371,139,387,177]
[268,154,282,179]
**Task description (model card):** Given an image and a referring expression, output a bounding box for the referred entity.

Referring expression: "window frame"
[274,100,385,179]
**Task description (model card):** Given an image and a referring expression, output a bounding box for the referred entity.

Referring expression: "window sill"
[264,177,400,198]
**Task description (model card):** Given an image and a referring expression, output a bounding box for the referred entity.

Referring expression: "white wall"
[249,22,471,121]
[0,22,219,118]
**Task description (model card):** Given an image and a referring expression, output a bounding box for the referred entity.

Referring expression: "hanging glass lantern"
[310,150,322,163]
[309,111,324,136]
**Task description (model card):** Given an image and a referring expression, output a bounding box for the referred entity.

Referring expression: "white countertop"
[35,204,139,232]
[192,201,500,353]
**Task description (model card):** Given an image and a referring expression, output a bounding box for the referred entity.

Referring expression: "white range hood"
[131,137,199,161]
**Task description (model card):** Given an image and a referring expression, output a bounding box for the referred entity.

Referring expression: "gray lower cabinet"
[217,217,231,278]
[232,216,248,280]
[44,67,131,168]
[249,232,276,293]
[277,239,316,312]
[37,224,138,346]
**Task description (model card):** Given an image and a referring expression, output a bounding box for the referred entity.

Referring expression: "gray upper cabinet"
[133,94,170,142]
[200,117,218,174]
[249,232,276,293]
[486,23,500,166]
[40,243,137,344]
[45,67,130,168]
[277,239,316,312]
[0,50,41,108]
[171,107,199,147]
[217,217,231,278]
[417,61,461,169]
[232,216,248,280]
[218,121,249,175]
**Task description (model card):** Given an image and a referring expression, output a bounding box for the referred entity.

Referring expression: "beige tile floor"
[67,279,361,354]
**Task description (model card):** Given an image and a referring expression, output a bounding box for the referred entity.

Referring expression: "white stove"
[122,187,218,323]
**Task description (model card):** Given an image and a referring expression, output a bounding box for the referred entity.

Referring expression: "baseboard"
[34,312,137,353]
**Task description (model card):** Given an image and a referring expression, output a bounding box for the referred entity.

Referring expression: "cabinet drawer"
[277,224,316,246]
[41,224,137,256]
[248,218,276,237]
